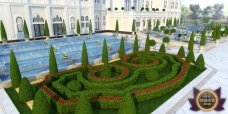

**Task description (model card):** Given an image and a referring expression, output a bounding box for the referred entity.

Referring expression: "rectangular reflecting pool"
[0,34,133,82]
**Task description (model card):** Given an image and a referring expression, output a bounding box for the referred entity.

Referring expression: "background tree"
[75,95,93,114]
[159,43,166,53]
[62,20,67,36]
[10,50,22,88]
[49,46,58,75]
[81,42,88,67]
[118,93,136,114]
[187,50,195,63]
[89,20,92,34]
[177,46,185,58]
[188,32,195,52]
[32,90,51,114]
[145,34,150,52]
[76,20,81,36]
[132,20,136,33]
[163,36,170,44]
[119,37,125,57]
[148,19,152,31]
[19,77,34,102]
[213,4,224,20]
[0,20,7,41]
[23,20,29,39]
[195,54,206,70]
[44,20,50,37]
[115,19,119,34]
[200,30,206,46]
[101,39,111,77]
[133,35,139,53]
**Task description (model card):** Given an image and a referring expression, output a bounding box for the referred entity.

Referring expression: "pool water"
[0,34,133,82]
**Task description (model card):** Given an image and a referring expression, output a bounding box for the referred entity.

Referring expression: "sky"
[181,0,227,8]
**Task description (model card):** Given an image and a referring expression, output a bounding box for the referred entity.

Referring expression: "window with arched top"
[33,15,45,37]
[81,16,84,21]
[16,17,23,32]
[70,17,76,29]
[85,16,89,21]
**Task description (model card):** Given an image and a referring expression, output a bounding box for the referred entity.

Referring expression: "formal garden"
[4,33,206,114]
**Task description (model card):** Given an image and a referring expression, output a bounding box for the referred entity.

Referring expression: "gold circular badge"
[196,89,219,111]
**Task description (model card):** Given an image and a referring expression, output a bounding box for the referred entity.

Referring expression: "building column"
[64,7,70,35]
[46,6,54,36]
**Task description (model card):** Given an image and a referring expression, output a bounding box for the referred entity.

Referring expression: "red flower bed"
[88,64,129,82]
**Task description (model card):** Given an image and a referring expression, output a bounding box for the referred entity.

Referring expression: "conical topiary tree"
[187,50,195,63]
[89,20,92,34]
[74,95,93,114]
[188,32,195,52]
[159,43,166,53]
[10,50,22,88]
[81,42,89,67]
[133,35,139,53]
[118,93,136,114]
[200,30,206,46]
[101,39,111,77]
[32,90,51,114]
[132,20,136,33]
[44,20,50,37]
[119,37,125,57]
[145,34,150,52]
[148,19,152,31]
[62,20,67,36]
[19,77,34,102]
[0,20,7,41]
[115,19,119,34]
[224,26,228,37]
[49,46,58,75]
[23,20,29,39]
[76,20,81,36]
[195,54,205,70]
[177,46,185,58]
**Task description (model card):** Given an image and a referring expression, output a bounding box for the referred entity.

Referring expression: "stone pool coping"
[152,64,217,114]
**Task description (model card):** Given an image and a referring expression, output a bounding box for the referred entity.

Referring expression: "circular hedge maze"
[38,51,191,114]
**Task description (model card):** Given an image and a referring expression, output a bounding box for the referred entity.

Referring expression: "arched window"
[33,15,45,37]
[16,17,23,32]
[85,16,89,21]
[70,17,75,29]
[53,15,63,35]
[81,16,84,21]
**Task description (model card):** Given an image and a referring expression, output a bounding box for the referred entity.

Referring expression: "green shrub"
[118,93,136,114]
[76,20,81,35]
[177,46,185,58]
[66,80,82,91]
[75,95,93,114]
[119,37,125,57]
[44,20,50,36]
[32,89,52,114]
[171,28,176,33]
[160,26,165,31]
[0,20,7,41]
[49,46,58,75]
[163,36,170,43]
[23,20,29,38]
[10,50,22,88]
[149,39,156,46]
[195,54,205,70]
[133,35,139,53]
[145,34,150,52]
[81,42,89,67]
[164,29,170,34]
[101,64,112,78]
[144,69,159,81]
[187,50,195,63]
[19,77,34,102]
[159,43,166,53]
[200,30,206,46]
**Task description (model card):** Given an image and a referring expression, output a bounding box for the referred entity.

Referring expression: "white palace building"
[0,0,181,41]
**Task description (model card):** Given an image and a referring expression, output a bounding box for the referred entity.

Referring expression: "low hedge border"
[88,64,129,82]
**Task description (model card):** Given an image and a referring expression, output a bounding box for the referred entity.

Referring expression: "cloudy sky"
[181,0,227,8]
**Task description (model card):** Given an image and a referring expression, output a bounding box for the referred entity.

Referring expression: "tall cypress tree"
[76,20,81,35]
[32,90,51,114]
[81,42,88,67]
[132,20,136,33]
[49,46,58,75]
[188,32,195,51]
[62,20,67,36]
[148,19,152,30]
[44,20,50,36]
[145,34,150,52]
[89,20,92,34]
[101,39,111,77]
[10,50,22,88]
[200,30,206,46]
[187,50,195,63]
[159,43,166,53]
[0,20,7,41]
[133,35,139,53]
[115,19,119,34]
[119,37,125,57]
[177,46,185,58]
[195,54,205,70]
[19,77,34,102]
[23,20,29,39]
